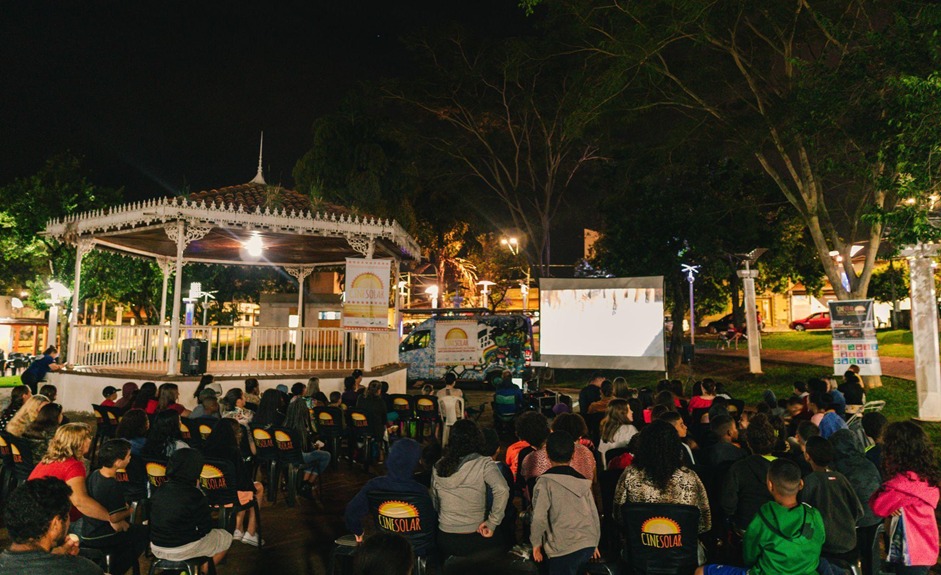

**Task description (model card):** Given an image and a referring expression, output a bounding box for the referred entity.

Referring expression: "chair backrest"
[619,502,700,575]
[313,406,345,438]
[389,394,414,419]
[250,424,279,462]
[195,417,218,440]
[143,457,169,490]
[366,490,438,557]
[179,418,202,447]
[199,457,240,506]
[6,433,35,480]
[414,396,439,421]
[116,454,148,501]
[272,427,305,465]
[438,396,464,425]
[91,404,118,436]
[347,409,372,438]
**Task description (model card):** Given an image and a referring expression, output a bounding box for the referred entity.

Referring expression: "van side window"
[402,330,431,351]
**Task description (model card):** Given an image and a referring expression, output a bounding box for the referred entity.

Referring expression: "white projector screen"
[539,277,665,371]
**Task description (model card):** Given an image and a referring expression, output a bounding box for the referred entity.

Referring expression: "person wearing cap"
[190,389,220,419]
[100,387,118,408]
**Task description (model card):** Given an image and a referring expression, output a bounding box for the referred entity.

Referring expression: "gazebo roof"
[44,181,421,266]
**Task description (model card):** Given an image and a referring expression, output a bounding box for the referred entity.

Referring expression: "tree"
[523,0,941,299]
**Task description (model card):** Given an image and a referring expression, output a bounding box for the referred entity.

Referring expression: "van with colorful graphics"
[399,314,535,384]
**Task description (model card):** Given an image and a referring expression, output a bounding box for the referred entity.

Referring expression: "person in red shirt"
[100,386,118,408]
[149,383,191,417]
[28,423,129,535]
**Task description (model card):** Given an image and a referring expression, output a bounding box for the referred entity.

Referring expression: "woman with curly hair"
[432,419,510,558]
[252,389,284,428]
[870,421,940,574]
[5,395,50,437]
[612,420,711,534]
[28,423,129,532]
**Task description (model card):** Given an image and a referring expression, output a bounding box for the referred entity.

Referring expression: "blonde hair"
[6,395,50,437]
[305,377,320,398]
[41,423,91,464]
[600,399,632,443]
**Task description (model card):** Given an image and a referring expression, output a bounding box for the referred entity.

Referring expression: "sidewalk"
[698,347,916,381]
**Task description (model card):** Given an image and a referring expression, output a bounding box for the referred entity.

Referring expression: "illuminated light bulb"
[244,232,264,257]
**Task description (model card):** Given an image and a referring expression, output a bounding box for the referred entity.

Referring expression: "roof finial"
[250,131,266,185]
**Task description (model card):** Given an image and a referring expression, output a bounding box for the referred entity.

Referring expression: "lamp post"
[424,285,439,309]
[46,281,72,349]
[477,280,496,309]
[734,248,768,375]
[681,264,700,346]
[501,237,531,312]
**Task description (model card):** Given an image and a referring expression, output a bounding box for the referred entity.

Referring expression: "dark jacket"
[344,438,435,536]
[578,385,602,416]
[356,395,388,438]
[722,454,774,530]
[150,448,215,548]
[801,469,863,555]
[829,429,882,528]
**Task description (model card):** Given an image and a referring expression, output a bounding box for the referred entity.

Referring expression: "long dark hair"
[632,420,684,490]
[143,410,182,457]
[132,382,157,410]
[194,374,214,399]
[283,398,312,448]
[115,408,149,440]
[435,419,484,478]
[254,389,283,426]
[883,421,941,485]
[220,388,243,412]
[156,383,179,412]
[2,385,30,417]
[202,417,240,460]
[23,403,62,438]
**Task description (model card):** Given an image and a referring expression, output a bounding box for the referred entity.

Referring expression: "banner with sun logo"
[377,500,423,533]
[342,258,392,331]
[435,320,480,366]
[640,517,683,549]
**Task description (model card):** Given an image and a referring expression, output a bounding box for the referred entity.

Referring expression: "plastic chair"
[179,418,202,448]
[366,490,438,575]
[116,454,149,522]
[6,433,35,485]
[347,409,377,473]
[414,396,440,442]
[313,407,345,467]
[438,396,464,447]
[388,394,415,437]
[846,400,886,427]
[0,432,16,505]
[148,556,216,575]
[91,404,121,464]
[272,427,309,507]
[249,425,279,503]
[200,457,262,548]
[619,502,700,575]
[143,457,169,495]
[327,534,359,575]
[195,417,218,441]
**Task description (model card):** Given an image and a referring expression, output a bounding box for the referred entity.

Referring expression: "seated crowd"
[0,367,939,575]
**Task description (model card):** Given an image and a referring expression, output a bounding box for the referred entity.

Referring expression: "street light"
[477,280,496,309]
[424,285,439,309]
[733,248,768,374]
[46,280,72,349]
[501,236,531,311]
[681,264,700,346]
[500,237,519,256]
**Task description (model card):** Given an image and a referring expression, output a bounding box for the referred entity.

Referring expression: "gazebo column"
[285,266,314,360]
[164,222,213,375]
[155,257,173,363]
[66,238,95,365]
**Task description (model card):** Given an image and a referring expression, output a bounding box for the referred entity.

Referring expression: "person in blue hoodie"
[344,438,437,553]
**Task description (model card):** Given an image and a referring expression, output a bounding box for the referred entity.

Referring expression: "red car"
[789,312,830,331]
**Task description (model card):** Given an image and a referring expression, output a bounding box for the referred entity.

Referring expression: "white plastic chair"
[846,400,885,427]
[438,396,464,447]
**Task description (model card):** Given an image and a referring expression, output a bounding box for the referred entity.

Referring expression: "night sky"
[1,1,530,201]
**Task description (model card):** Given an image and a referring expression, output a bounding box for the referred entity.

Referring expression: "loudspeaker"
[180,338,208,375]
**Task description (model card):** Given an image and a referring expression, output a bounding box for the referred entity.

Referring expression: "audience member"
[192,374,216,402]
[244,378,261,407]
[141,410,187,459]
[587,379,614,414]
[827,379,847,417]
[254,389,285,428]
[356,380,389,439]
[612,376,633,400]
[861,412,887,469]
[577,373,604,416]
[597,399,638,467]
[688,379,717,413]
[131,382,157,413]
[100,386,118,408]
[658,410,696,465]
[114,408,149,456]
[328,391,346,411]
[522,414,596,483]
[0,478,103,574]
[22,402,64,465]
[800,436,863,562]
[530,431,600,575]
[0,384,31,431]
[220,388,254,426]
[149,448,232,567]
[80,439,149,574]
[153,383,191,417]
[353,532,414,575]
[341,376,360,408]
[838,371,865,408]
[869,421,940,575]
[6,395,50,437]
[282,398,332,497]
[808,393,847,439]
[432,420,509,558]
[304,376,329,408]
[493,377,524,419]
[722,414,776,532]
[505,411,550,481]
[114,382,138,411]
[21,346,63,394]
[696,459,824,575]
[190,393,220,419]
[437,372,463,399]
[202,418,264,546]
[290,382,307,399]
[613,420,711,534]
[829,429,883,575]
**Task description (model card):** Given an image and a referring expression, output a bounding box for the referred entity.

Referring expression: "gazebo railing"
[70,325,370,373]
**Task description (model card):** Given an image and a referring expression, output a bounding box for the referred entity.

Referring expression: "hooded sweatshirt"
[150,448,216,548]
[829,429,882,528]
[800,469,863,555]
[743,501,825,575]
[432,453,509,533]
[870,471,940,566]
[344,438,435,536]
[722,454,774,530]
[529,466,600,557]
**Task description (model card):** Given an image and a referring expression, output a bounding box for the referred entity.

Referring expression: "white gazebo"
[42,155,420,411]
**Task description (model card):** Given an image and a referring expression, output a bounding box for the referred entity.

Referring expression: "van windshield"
[401,330,431,351]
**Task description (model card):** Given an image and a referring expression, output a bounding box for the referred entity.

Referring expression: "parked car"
[789,312,830,331]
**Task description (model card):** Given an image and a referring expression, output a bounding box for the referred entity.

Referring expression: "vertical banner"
[829,299,882,376]
[434,320,481,366]
[342,258,392,331]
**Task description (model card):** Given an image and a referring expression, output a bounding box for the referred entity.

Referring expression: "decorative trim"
[155,256,174,277]
[346,235,373,257]
[76,238,96,258]
[164,221,214,247]
[284,266,315,282]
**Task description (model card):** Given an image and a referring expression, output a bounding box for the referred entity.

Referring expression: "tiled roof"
[187,183,356,216]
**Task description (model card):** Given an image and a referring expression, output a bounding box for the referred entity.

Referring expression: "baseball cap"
[102,386,118,397]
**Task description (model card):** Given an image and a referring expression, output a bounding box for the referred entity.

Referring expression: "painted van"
[399,314,534,383]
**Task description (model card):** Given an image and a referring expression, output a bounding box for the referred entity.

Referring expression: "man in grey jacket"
[530,431,601,575]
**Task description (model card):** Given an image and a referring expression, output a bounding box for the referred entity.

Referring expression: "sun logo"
[377,501,422,533]
[640,517,683,548]
[200,464,227,490]
[352,273,383,290]
[445,328,468,341]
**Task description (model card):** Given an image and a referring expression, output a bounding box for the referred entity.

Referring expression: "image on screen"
[539,277,665,371]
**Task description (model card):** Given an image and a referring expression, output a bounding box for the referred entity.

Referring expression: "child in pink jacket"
[869,421,940,575]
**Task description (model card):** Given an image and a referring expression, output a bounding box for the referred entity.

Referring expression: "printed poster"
[434,320,480,366]
[829,299,882,376]
[342,258,391,331]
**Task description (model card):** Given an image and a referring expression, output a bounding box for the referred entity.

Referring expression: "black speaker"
[180,338,208,375]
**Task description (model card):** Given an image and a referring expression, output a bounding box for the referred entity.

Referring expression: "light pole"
[477,280,495,309]
[501,237,531,312]
[424,285,439,309]
[681,264,700,346]
[46,281,72,349]
[735,248,768,374]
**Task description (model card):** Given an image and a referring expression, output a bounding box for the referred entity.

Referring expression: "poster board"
[342,258,391,331]
[434,320,481,366]
[829,299,882,376]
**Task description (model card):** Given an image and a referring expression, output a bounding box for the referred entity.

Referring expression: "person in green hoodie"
[696,458,825,575]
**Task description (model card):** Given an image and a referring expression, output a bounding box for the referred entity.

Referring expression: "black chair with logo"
[199,457,262,548]
[143,456,169,496]
[249,425,280,503]
[388,394,415,438]
[313,406,345,468]
[0,432,16,504]
[618,502,700,575]
[366,490,438,575]
[116,454,149,523]
[413,396,440,442]
[91,404,121,465]
[272,427,309,507]
[347,409,377,473]
[5,433,35,486]
[179,417,203,449]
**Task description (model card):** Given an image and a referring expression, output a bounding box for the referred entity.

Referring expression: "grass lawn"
[0,376,21,387]
[755,329,915,358]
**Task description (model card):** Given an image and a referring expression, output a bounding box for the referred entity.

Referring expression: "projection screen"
[539,277,665,371]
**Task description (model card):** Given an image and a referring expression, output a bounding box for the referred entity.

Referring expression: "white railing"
[364,330,400,370]
[70,325,370,373]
